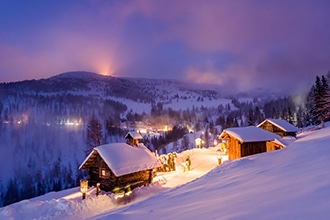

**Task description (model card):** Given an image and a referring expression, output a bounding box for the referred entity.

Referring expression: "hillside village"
[1,122,329,219]
[1,0,330,218]
[0,72,329,208]
[78,118,297,198]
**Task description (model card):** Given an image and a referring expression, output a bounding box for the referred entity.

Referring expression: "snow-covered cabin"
[220,126,286,160]
[125,131,143,146]
[257,118,298,138]
[79,140,161,192]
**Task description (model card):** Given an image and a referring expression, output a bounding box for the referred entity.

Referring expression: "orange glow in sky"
[94,58,115,76]
[98,65,113,76]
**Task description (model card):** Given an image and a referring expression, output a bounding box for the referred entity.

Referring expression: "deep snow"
[1,123,330,220]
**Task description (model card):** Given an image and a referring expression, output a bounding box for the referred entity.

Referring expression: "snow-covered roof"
[79,143,161,177]
[258,118,298,132]
[125,131,143,140]
[221,126,286,146]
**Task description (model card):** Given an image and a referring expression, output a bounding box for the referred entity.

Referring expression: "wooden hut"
[220,126,286,160]
[79,139,161,192]
[125,131,143,146]
[257,118,298,138]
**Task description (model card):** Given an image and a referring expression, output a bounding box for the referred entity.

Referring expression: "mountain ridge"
[0,71,285,102]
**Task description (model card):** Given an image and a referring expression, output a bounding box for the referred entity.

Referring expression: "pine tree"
[4,178,20,206]
[308,75,330,125]
[313,76,323,124]
[313,75,330,125]
[247,108,255,126]
[204,126,209,148]
[321,75,330,122]
[306,85,315,125]
[86,116,102,155]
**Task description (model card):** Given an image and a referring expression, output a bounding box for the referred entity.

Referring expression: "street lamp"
[195,138,202,148]
[80,180,88,200]
[216,149,222,165]
[96,183,101,196]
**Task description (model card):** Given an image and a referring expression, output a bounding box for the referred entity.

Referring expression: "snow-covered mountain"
[1,71,217,102]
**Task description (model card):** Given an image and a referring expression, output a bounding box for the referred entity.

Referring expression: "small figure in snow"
[186,156,191,171]
[168,153,173,171]
[172,152,177,171]
[182,155,191,172]
[182,160,188,172]
[162,155,168,172]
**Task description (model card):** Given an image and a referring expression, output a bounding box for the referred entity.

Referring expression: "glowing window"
[99,168,110,178]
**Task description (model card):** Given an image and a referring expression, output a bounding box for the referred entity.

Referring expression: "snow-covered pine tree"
[86,116,102,155]
[313,76,323,124]
[308,75,330,125]
[321,75,330,122]
[204,126,209,148]
[314,76,329,125]
[306,85,316,125]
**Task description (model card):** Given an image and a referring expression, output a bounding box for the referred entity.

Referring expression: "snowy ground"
[1,123,330,220]
[0,147,226,220]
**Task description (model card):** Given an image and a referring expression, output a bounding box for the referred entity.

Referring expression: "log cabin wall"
[117,169,152,189]
[266,141,283,152]
[225,134,242,160]
[87,152,154,192]
[259,121,274,132]
[88,153,117,191]
[241,142,267,158]
[259,121,285,137]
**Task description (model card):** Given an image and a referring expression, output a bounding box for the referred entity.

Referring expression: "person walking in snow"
[162,155,168,172]
[182,160,188,172]
[168,153,173,171]
[172,152,177,171]
[186,156,191,171]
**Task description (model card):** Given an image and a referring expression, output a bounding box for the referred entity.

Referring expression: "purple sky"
[1,0,330,93]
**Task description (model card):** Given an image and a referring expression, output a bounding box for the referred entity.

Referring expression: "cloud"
[117,0,330,92]
[1,0,330,93]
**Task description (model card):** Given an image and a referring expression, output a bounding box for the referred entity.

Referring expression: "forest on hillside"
[0,73,329,207]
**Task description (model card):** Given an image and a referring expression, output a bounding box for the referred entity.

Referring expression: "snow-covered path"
[0,147,226,220]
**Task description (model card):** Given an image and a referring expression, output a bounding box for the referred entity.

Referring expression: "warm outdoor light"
[213,139,218,146]
[113,187,125,200]
[80,180,88,200]
[216,149,222,165]
[96,183,101,196]
[125,184,132,197]
[195,138,202,148]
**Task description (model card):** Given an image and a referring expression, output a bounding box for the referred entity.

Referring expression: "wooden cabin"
[79,137,161,192]
[125,131,143,146]
[257,118,298,138]
[220,126,286,160]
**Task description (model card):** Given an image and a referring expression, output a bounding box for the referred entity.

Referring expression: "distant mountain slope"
[0,71,220,104]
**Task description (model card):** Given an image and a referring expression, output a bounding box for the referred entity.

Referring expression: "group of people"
[158,152,192,173]
[159,152,177,172]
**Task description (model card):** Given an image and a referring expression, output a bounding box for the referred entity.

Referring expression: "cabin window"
[99,168,110,178]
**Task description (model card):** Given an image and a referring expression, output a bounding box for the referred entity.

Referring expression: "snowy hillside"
[0,71,234,207]
[0,71,310,207]
[1,123,329,220]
